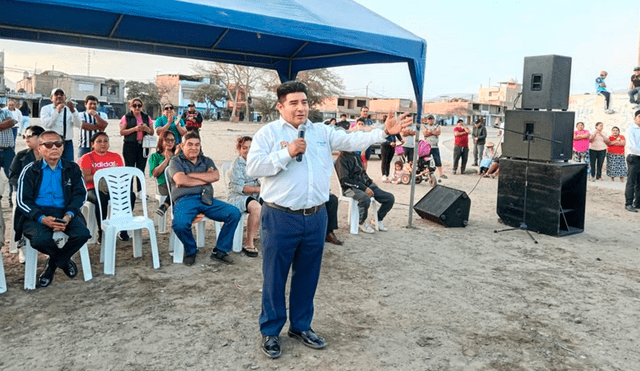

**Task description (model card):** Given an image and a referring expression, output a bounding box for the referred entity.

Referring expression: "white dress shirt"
[246,117,386,210]
[40,104,82,141]
[626,123,640,156]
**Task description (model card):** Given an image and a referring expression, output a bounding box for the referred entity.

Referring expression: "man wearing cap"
[181,102,203,133]
[472,118,487,167]
[625,110,640,212]
[628,67,640,106]
[40,88,82,162]
[422,115,446,179]
[78,95,109,158]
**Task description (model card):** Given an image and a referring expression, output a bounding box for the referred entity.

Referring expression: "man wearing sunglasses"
[155,102,186,144]
[14,130,90,288]
[40,88,82,162]
[181,102,203,132]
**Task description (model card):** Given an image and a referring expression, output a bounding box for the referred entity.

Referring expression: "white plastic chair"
[332,165,378,234]
[154,192,170,234]
[0,250,6,294]
[220,161,247,254]
[94,167,160,275]
[82,202,100,244]
[23,231,92,290]
[164,167,209,264]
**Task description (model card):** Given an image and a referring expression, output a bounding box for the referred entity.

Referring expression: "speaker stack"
[497,55,588,237]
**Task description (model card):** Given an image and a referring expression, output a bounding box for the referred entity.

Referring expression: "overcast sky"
[1,0,639,100]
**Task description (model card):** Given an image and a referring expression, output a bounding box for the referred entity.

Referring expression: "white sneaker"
[381,175,389,182]
[377,221,388,231]
[360,222,375,234]
[18,247,26,264]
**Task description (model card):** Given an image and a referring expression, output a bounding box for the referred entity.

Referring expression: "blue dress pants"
[259,204,327,336]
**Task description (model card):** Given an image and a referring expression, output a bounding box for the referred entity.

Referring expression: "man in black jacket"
[472,118,487,167]
[335,150,395,234]
[15,130,90,288]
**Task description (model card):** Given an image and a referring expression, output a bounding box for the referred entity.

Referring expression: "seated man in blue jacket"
[15,130,90,288]
[335,150,395,234]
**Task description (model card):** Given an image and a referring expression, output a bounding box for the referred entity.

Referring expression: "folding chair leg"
[349,199,359,235]
[132,229,143,258]
[370,197,379,230]
[0,252,7,294]
[232,214,245,253]
[78,244,93,281]
[170,231,184,264]
[147,227,160,269]
[103,226,117,275]
[24,242,38,290]
[196,220,206,248]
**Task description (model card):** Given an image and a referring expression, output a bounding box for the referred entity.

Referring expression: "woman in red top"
[79,132,132,242]
[606,126,627,182]
[452,119,471,175]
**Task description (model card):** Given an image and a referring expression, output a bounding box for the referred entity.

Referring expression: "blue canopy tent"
[0,0,426,225]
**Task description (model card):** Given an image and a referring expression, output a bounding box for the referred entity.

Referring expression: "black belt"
[265,202,325,216]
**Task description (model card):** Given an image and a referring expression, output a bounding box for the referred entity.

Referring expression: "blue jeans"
[171,194,241,257]
[62,140,74,162]
[259,204,327,336]
[629,88,640,104]
[0,147,15,198]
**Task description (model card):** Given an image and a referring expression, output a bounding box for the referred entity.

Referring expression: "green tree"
[125,81,161,116]
[190,82,226,119]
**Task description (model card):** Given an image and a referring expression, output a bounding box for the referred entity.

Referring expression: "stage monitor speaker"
[502,110,575,162]
[414,185,470,228]
[521,55,571,110]
[497,159,587,237]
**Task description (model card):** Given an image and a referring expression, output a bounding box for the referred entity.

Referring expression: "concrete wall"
[569,93,639,133]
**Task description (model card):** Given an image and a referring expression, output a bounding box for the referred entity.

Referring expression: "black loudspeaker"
[497,159,587,237]
[502,110,575,162]
[414,185,470,227]
[521,55,572,110]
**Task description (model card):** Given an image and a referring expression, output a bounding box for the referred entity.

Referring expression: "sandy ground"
[1,119,639,371]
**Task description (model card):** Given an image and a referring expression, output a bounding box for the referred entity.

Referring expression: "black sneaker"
[156,204,168,217]
[210,248,234,265]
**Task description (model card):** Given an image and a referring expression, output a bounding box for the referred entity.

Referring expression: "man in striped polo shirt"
[77,95,109,159]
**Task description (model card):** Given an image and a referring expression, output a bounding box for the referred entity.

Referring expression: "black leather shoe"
[210,248,234,265]
[38,258,57,288]
[325,232,343,245]
[261,335,281,359]
[183,254,196,266]
[61,259,78,279]
[287,329,327,349]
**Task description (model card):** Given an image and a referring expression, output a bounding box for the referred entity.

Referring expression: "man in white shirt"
[2,99,21,203]
[625,109,640,212]
[3,100,22,143]
[40,88,82,162]
[247,81,411,359]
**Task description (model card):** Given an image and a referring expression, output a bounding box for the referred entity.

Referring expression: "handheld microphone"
[296,128,305,162]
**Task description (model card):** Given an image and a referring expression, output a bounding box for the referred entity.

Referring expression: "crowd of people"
[3,77,640,359]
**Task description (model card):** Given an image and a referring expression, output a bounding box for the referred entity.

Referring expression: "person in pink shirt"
[119,98,154,193]
[573,122,590,175]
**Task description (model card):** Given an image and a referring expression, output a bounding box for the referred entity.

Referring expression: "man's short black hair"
[340,114,346,118]
[85,95,98,103]
[360,106,369,111]
[25,125,44,136]
[183,131,201,143]
[356,117,365,123]
[277,81,308,103]
[636,109,640,117]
